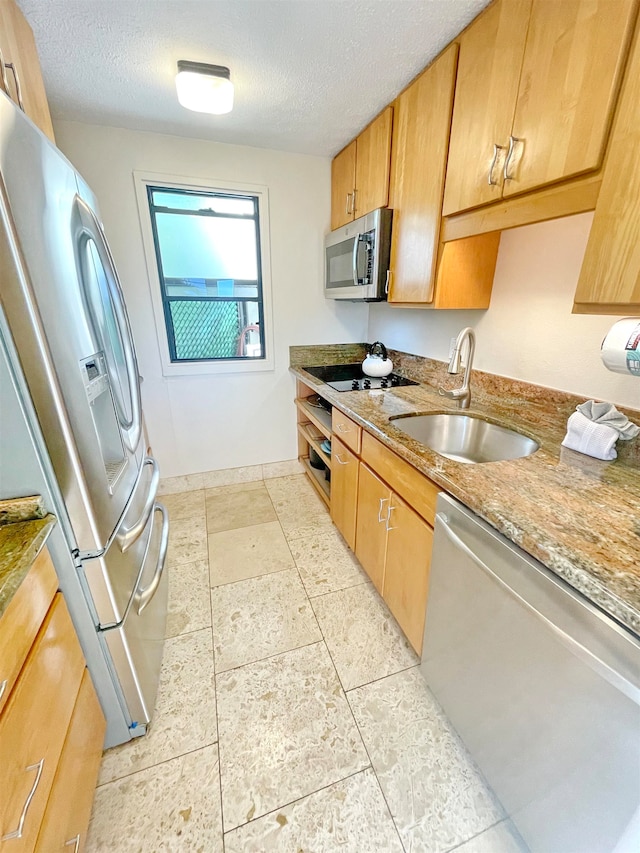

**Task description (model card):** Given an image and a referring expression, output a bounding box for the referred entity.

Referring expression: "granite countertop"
[290,344,640,637]
[0,495,56,619]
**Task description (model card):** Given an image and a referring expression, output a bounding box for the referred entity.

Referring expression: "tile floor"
[86,473,527,852]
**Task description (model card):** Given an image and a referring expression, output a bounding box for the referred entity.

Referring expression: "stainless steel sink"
[390,413,539,463]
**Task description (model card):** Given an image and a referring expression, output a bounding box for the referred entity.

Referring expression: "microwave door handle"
[352,233,361,286]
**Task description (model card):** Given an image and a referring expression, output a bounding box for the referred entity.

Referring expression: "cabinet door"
[0,0,55,141]
[355,463,390,594]
[331,140,356,230]
[35,669,106,853]
[573,19,640,312]
[330,436,359,551]
[383,493,433,654]
[388,44,458,304]
[442,0,531,216]
[504,0,637,198]
[354,106,393,218]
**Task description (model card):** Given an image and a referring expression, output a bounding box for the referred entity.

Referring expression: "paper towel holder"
[601,318,640,378]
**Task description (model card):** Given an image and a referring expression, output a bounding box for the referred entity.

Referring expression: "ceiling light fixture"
[175,61,234,115]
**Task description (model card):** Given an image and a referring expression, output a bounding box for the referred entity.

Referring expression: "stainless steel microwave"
[324,207,393,301]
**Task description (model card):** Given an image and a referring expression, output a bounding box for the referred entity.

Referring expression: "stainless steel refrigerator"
[0,91,169,747]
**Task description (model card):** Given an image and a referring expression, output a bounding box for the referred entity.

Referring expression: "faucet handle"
[438,386,467,400]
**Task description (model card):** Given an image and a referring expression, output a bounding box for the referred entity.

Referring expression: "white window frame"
[134,170,275,376]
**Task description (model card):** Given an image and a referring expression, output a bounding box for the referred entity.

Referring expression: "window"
[135,173,273,376]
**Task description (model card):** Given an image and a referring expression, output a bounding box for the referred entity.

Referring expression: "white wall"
[54,121,368,477]
[369,213,640,409]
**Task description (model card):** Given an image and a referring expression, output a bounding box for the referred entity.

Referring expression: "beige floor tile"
[98,628,217,784]
[312,583,418,690]
[211,568,321,672]
[454,820,528,853]
[224,769,403,853]
[264,473,319,501]
[206,483,276,533]
[208,521,294,587]
[160,489,206,521]
[289,528,368,597]
[166,515,208,566]
[348,668,504,853]
[216,642,369,832]
[202,464,263,489]
[205,480,265,499]
[87,744,222,852]
[157,472,205,496]
[262,459,304,479]
[271,488,334,541]
[166,559,211,638]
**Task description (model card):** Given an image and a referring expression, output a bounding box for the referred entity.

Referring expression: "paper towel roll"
[601,318,640,377]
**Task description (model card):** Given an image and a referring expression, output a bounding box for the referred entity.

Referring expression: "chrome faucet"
[439,327,476,410]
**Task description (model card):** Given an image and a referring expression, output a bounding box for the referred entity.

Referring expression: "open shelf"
[295,397,332,439]
[300,456,330,506]
[297,422,331,469]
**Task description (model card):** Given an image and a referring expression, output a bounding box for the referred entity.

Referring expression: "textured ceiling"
[18,0,489,157]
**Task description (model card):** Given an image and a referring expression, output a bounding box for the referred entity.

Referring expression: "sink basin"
[390,413,539,464]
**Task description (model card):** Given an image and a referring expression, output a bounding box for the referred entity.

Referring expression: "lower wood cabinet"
[330,436,359,552]
[355,461,434,652]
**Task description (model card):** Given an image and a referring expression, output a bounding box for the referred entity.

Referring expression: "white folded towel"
[576,400,640,439]
[562,411,619,460]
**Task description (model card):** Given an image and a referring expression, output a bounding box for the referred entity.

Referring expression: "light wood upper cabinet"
[388,44,459,303]
[331,140,357,230]
[0,0,54,141]
[573,16,640,313]
[354,106,393,219]
[443,0,636,216]
[442,0,531,216]
[330,107,393,231]
[504,0,637,198]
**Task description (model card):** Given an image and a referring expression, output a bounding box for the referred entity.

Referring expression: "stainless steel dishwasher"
[421,493,640,853]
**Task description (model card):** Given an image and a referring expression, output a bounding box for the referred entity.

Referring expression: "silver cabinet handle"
[503,135,520,182]
[65,834,81,852]
[0,679,7,703]
[352,188,357,214]
[345,193,353,215]
[0,49,25,111]
[135,503,169,616]
[2,758,44,840]
[386,504,398,532]
[116,456,160,552]
[488,143,505,186]
[334,453,348,465]
[377,497,388,523]
[335,422,351,434]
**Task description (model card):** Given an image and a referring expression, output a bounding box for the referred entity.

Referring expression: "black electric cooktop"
[304,363,418,392]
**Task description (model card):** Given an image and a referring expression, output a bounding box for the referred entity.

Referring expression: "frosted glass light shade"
[175,61,234,114]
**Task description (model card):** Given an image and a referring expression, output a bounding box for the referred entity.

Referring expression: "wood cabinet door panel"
[0,545,57,716]
[388,44,458,303]
[355,464,390,594]
[35,669,106,853]
[330,436,359,551]
[331,141,356,230]
[442,0,532,216]
[504,0,637,197]
[383,494,433,654]
[354,106,393,218]
[0,594,85,852]
[574,19,640,311]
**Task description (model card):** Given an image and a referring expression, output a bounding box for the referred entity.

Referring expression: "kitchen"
[0,0,639,850]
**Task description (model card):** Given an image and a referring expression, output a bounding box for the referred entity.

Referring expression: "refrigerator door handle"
[135,503,169,616]
[74,196,142,453]
[116,456,159,553]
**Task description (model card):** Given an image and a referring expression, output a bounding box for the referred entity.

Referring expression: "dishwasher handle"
[436,511,640,705]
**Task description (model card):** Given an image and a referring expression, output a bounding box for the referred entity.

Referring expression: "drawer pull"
[65,834,81,852]
[336,423,351,433]
[335,453,349,465]
[0,678,7,702]
[378,497,388,523]
[2,758,44,840]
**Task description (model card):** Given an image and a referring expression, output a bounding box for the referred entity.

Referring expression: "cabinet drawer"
[361,431,439,526]
[0,546,58,716]
[332,410,362,454]
[0,594,85,852]
[36,669,106,853]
